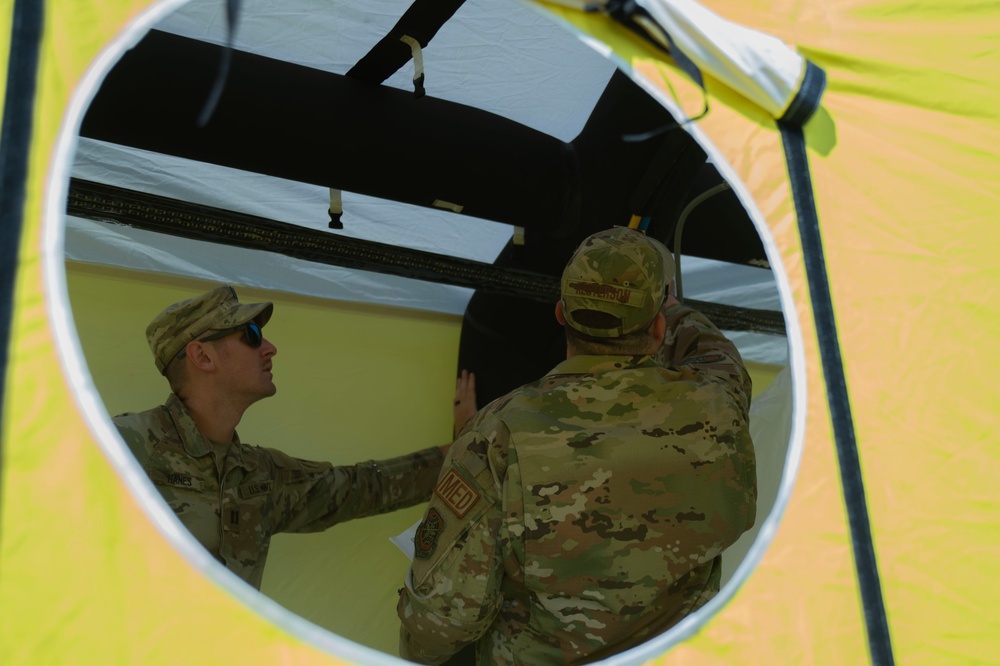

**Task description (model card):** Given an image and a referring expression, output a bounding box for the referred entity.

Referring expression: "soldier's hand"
[453,369,478,439]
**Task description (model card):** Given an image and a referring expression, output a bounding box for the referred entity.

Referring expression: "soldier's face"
[213,327,278,403]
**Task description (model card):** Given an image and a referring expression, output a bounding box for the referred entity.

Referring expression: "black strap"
[780,121,895,666]
[781,60,826,125]
[197,0,243,127]
[599,0,709,141]
[0,0,45,494]
[601,0,694,79]
[348,0,467,84]
[67,178,785,336]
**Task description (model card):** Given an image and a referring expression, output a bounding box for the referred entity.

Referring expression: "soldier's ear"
[554,300,566,326]
[185,340,218,373]
[650,312,666,344]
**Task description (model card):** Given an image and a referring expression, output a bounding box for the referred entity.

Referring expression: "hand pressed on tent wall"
[453,369,477,439]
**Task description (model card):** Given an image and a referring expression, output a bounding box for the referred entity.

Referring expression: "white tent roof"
[65,0,786,365]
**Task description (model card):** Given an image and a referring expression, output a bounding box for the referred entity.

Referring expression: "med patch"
[434,467,481,518]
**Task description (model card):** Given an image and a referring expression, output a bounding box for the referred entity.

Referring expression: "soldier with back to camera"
[397,227,757,665]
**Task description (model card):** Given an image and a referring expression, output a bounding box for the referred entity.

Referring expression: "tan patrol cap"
[560,227,675,338]
[146,285,273,374]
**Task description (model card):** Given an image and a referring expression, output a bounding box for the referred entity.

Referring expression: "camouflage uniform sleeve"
[656,301,753,415]
[657,301,757,538]
[113,405,174,466]
[114,415,154,466]
[397,416,507,664]
[267,445,446,534]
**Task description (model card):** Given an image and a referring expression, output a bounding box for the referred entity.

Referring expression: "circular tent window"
[50,0,800,663]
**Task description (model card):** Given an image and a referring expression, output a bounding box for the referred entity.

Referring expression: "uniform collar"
[549,354,658,376]
[163,393,257,471]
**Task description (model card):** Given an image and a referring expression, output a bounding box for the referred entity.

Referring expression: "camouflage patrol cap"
[561,227,675,338]
[146,285,273,374]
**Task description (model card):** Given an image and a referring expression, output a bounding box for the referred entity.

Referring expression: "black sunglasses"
[175,322,263,361]
[198,321,263,347]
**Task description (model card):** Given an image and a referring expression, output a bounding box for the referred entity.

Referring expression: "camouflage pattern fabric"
[397,302,756,665]
[145,285,273,375]
[560,226,675,338]
[114,394,444,590]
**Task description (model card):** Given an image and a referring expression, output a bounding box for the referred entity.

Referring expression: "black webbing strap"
[779,121,895,666]
[0,0,45,501]
[197,0,243,127]
[348,0,467,84]
[66,178,785,336]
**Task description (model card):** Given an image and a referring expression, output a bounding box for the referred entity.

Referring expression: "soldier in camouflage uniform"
[114,285,449,590]
[397,227,757,665]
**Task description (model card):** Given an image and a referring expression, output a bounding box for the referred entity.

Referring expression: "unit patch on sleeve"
[434,468,481,518]
[414,508,444,559]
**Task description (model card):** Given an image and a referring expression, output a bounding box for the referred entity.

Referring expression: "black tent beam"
[348,0,467,84]
[66,177,786,337]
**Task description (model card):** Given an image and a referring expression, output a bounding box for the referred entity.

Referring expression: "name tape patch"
[165,472,193,487]
[563,280,645,307]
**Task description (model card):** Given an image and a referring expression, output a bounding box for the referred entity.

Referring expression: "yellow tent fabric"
[2,1,998,665]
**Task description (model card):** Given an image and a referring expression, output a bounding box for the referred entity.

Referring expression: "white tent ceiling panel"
[70,137,516,262]
[154,0,618,141]
[66,0,787,366]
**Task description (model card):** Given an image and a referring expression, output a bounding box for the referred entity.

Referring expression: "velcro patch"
[239,480,274,498]
[156,472,205,491]
[414,508,444,559]
[165,472,193,487]
[562,279,645,307]
[679,353,726,366]
[434,468,481,518]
